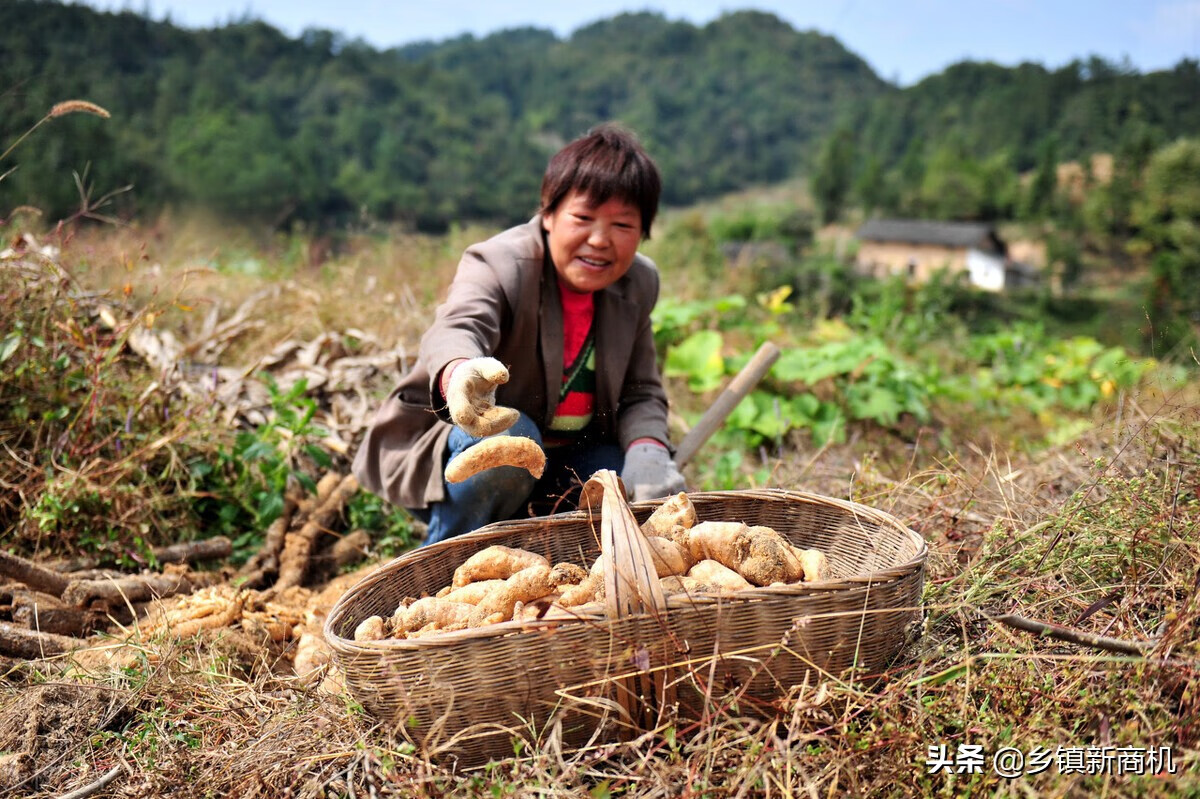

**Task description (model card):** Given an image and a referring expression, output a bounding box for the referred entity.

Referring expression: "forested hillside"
[2,0,1198,230]
[1,2,883,228]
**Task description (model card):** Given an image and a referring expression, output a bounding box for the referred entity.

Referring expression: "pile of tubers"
[353,492,829,642]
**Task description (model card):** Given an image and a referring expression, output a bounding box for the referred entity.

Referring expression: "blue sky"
[74,0,1199,85]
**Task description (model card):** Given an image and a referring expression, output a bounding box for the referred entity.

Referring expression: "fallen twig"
[62,572,193,610]
[152,536,232,565]
[0,551,69,597]
[50,537,232,573]
[55,760,126,799]
[10,590,101,636]
[984,610,1155,656]
[0,621,81,658]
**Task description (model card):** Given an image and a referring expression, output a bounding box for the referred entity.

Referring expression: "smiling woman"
[352,123,687,545]
[542,193,643,293]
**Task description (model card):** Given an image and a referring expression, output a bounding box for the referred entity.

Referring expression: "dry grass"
[52,213,505,365]
[1,217,1198,797]
[1,387,1194,797]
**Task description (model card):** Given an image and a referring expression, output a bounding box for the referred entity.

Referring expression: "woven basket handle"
[580,470,666,619]
[581,469,672,733]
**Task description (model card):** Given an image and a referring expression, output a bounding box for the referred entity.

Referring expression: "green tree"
[1022,135,1058,219]
[811,128,856,225]
[854,154,887,215]
[1134,138,1200,352]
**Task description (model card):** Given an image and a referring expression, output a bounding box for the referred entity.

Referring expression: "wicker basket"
[324,483,926,768]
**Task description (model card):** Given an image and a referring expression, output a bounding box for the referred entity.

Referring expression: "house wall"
[855,242,967,282]
[1006,239,1047,268]
[966,249,1006,292]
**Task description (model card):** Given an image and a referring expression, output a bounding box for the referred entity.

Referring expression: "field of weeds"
[0,216,1197,798]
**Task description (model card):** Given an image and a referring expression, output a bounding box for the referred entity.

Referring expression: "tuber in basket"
[324,475,926,768]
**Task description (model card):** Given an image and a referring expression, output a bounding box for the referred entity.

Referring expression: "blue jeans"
[413,412,623,546]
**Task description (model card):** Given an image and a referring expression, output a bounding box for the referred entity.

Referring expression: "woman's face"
[542,190,643,293]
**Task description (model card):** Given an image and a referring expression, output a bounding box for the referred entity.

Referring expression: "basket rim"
[324,487,928,653]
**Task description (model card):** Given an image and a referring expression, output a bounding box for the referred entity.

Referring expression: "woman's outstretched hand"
[444,357,519,437]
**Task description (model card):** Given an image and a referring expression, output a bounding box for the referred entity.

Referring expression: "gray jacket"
[352,217,670,509]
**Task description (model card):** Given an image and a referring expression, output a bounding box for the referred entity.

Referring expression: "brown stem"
[51,537,232,573]
[11,590,100,636]
[61,572,193,609]
[152,537,232,565]
[0,551,69,597]
[0,621,81,658]
[986,611,1154,656]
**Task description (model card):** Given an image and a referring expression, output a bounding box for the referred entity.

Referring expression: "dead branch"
[56,761,126,799]
[152,536,232,565]
[985,611,1155,656]
[50,538,232,573]
[61,572,193,609]
[182,285,277,361]
[276,474,359,589]
[0,621,81,658]
[10,590,101,637]
[0,551,68,597]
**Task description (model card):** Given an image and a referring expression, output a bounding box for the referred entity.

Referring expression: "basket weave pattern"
[325,488,926,765]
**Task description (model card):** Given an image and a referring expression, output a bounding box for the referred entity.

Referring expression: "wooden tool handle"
[672,341,782,468]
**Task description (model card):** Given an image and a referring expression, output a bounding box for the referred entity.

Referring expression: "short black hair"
[539,123,662,237]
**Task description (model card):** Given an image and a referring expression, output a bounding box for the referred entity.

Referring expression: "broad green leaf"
[665,330,726,392]
[746,391,790,439]
[788,393,821,422]
[0,332,22,364]
[771,348,818,382]
[241,440,275,461]
[257,491,285,524]
[847,384,904,425]
[773,339,887,384]
[810,403,846,446]
[725,393,759,431]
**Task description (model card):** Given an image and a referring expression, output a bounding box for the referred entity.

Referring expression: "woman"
[353,124,685,545]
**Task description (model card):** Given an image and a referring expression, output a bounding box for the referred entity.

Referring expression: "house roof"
[856,219,1004,252]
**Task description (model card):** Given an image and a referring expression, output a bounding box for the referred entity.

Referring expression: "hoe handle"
[673,341,781,469]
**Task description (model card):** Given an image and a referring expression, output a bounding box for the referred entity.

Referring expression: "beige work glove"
[444,357,520,437]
